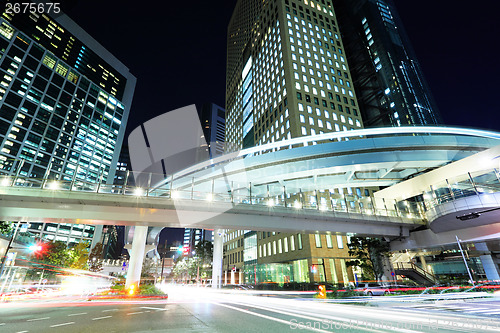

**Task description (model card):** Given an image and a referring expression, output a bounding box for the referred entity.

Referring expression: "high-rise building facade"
[181,104,225,254]
[0,8,136,246]
[198,103,226,159]
[226,0,364,150]
[224,0,368,285]
[183,228,214,252]
[332,0,441,127]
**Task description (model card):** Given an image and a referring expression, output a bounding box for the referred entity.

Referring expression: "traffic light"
[318,285,326,299]
[28,242,44,256]
[183,246,189,255]
[28,244,42,252]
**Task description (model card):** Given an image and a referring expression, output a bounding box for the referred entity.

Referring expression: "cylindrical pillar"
[211,229,224,288]
[125,226,148,289]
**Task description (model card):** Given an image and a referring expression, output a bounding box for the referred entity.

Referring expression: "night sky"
[61,1,500,243]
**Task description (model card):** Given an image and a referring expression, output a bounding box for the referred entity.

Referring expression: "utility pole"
[160,239,167,283]
[456,235,475,286]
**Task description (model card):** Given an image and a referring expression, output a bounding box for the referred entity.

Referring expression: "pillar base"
[125,226,148,289]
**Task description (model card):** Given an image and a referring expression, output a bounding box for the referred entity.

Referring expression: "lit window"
[315,234,322,248]
[326,235,333,248]
[336,235,344,249]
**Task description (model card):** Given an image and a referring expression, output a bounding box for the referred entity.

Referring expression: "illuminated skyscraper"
[0,9,136,246]
[223,0,441,286]
[198,103,226,159]
[226,0,364,150]
[224,0,363,285]
[332,0,441,127]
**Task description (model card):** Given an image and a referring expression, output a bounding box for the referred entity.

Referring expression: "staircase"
[394,262,439,286]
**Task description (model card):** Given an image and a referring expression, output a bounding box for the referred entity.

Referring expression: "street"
[1,287,500,332]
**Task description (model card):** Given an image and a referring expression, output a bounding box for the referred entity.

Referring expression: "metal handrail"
[1,167,499,222]
[394,262,437,283]
[0,174,419,221]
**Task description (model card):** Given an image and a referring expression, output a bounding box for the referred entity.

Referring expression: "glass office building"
[332,0,441,127]
[223,0,442,285]
[226,0,364,151]
[0,9,136,246]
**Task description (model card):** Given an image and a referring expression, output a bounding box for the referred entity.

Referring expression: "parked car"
[355,283,390,296]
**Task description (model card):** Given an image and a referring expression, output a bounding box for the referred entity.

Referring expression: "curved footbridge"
[1,126,500,287]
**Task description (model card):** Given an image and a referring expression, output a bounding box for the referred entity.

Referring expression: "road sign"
[391,271,395,277]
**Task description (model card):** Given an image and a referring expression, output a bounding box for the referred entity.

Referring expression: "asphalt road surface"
[1,288,500,332]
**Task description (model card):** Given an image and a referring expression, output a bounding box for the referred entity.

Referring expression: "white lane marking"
[466,308,496,313]
[468,309,500,314]
[68,312,87,317]
[0,323,6,326]
[214,302,332,333]
[140,306,168,311]
[127,311,144,315]
[102,309,119,312]
[16,331,28,333]
[50,322,74,328]
[27,317,50,322]
[222,300,420,333]
[92,316,112,321]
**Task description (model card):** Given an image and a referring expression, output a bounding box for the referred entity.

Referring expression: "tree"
[43,241,71,267]
[141,258,157,278]
[194,240,213,281]
[68,242,90,269]
[172,257,198,282]
[346,237,390,282]
[194,240,213,265]
[0,221,12,234]
[88,243,104,272]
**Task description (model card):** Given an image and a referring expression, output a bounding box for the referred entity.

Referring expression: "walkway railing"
[420,168,500,211]
[1,166,499,224]
[0,173,422,222]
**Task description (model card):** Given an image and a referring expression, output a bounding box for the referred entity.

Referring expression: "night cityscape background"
[2,0,500,329]
[62,0,500,244]
[64,0,500,134]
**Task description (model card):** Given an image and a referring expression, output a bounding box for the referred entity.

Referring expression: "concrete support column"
[479,254,500,281]
[476,242,500,281]
[211,229,223,289]
[125,226,148,289]
[419,255,428,271]
[91,225,104,249]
